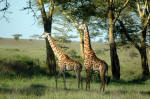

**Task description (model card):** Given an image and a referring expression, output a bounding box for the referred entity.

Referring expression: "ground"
[0,38,150,99]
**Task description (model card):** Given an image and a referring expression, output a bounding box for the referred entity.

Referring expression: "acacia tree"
[118,0,150,77]
[36,0,56,74]
[23,0,57,74]
[107,0,129,80]
[12,34,22,40]
[56,0,130,80]
[55,0,102,59]
[92,0,129,80]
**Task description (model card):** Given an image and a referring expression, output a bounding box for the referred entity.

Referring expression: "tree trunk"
[139,26,149,77]
[79,31,84,59]
[37,0,56,74]
[108,1,120,80]
[139,47,150,77]
[44,19,56,74]
[109,24,120,80]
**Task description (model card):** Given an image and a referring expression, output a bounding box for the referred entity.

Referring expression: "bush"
[0,55,48,77]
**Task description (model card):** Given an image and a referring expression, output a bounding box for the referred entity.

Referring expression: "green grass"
[0,38,150,99]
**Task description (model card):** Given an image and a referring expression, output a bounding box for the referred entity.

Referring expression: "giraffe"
[76,24,110,92]
[40,32,82,89]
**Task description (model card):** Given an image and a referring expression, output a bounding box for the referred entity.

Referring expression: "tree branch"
[47,0,54,20]
[113,0,129,23]
[142,13,150,31]
[118,19,140,50]
[37,0,48,23]
[136,0,143,18]
[142,0,147,16]
[22,0,38,19]
[0,0,9,11]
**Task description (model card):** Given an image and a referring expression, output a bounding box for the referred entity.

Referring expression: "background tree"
[23,0,57,74]
[12,34,22,40]
[36,0,56,74]
[117,0,150,77]
[55,0,130,80]
[92,0,129,80]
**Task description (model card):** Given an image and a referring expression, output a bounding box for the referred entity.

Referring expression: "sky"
[0,0,44,39]
[0,0,101,41]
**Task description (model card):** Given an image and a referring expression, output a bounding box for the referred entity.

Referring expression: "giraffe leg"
[100,72,105,92]
[79,71,83,89]
[86,68,91,90]
[75,70,81,89]
[56,70,62,89]
[62,72,66,89]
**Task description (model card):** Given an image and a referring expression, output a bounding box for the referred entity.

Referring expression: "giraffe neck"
[47,35,66,59]
[84,26,93,52]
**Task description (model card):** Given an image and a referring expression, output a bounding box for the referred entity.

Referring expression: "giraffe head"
[40,32,49,38]
[76,24,87,30]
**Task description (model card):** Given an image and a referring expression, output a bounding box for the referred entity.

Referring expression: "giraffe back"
[59,57,82,71]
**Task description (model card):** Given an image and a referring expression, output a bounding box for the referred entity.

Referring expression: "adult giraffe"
[77,24,110,92]
[40,32,83,89]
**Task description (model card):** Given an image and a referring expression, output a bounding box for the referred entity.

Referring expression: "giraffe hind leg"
[86,68,91,90]
[75,70,80,89]
[80,71,83,89]
[100,72,105,92]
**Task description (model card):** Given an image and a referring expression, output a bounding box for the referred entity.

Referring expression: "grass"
[0,38,150,99]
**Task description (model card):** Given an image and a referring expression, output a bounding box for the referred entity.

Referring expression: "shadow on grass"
[0,55,79,79]
[110,76,150,85]
[86,71,150,85]
[0,84,48,96]
[104,90,150,96]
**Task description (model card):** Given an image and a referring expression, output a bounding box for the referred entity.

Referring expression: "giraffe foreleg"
[56,70,62,89]
[62,72,66,89]
[75,70,80,89]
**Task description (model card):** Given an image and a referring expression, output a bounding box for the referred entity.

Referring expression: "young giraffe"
[40,32,82,89]
[77,24,109,92]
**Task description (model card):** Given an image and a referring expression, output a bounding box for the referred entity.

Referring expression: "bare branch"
[0,0,9,11]
[22,0,38,20]
[0,0,10,21]
[113,0,129,23]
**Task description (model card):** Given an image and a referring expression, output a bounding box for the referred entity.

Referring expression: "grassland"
[0,38,150,99]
